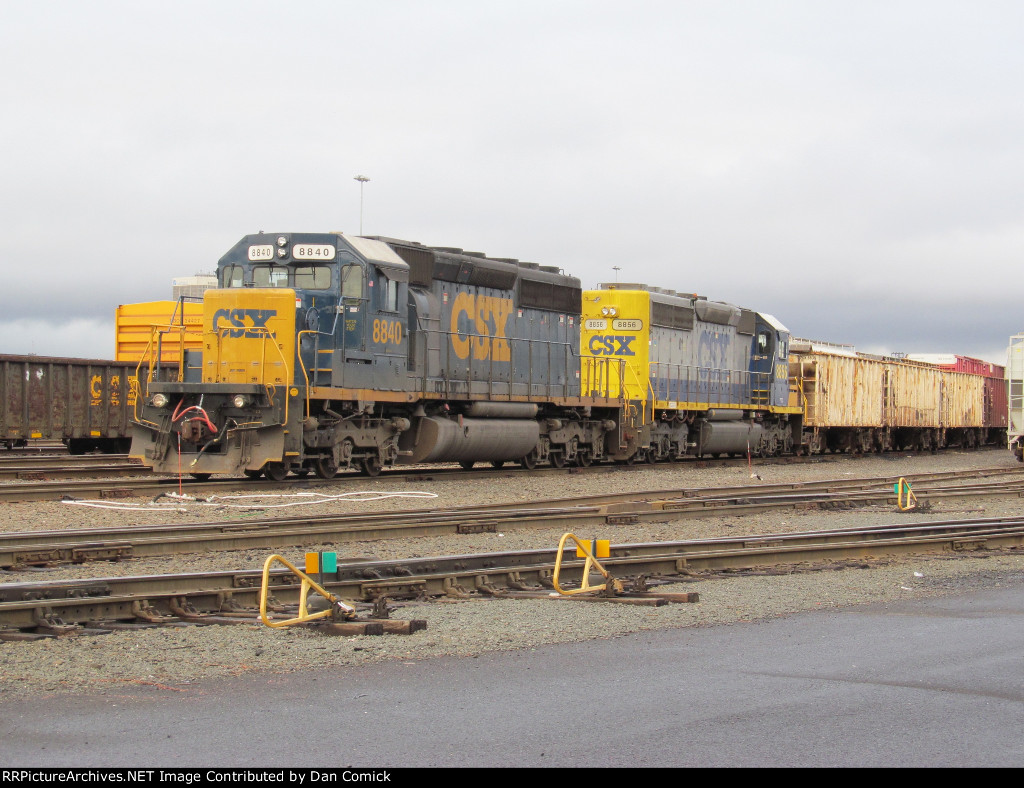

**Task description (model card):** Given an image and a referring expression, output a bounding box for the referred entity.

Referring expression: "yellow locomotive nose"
[202,289,296,385]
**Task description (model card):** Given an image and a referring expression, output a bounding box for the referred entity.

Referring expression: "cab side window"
[379,273,399,312]
[341,264,363,300]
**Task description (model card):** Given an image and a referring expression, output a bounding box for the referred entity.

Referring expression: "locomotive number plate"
[584,319,607,330]
[293,244,336,260]
[613,319,643,331]
[248,245,274,261]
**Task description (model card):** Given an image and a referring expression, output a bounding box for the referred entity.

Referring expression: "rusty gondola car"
[0,354,141,454]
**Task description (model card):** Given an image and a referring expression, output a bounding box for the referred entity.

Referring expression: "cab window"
[293,265,331,290]
[757,331,770,354]
[220,265,244,288]
[341,264,363,300]
[252,265,290,288]
[378,273,399,312]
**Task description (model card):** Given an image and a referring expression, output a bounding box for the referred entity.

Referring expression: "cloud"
[2,1,1023,368]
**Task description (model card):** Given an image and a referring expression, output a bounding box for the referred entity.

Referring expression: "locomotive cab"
[130,233,414,479]
[749,313,792,409]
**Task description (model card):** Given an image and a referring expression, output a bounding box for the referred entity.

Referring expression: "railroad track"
[2,466,1023,569]
[0,449,1011,502]
[2,516,1022,636]
[0,453,792,501]
[0,454,143,481]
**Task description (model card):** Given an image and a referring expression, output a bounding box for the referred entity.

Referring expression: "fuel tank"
[697,419,765,455]
[398,416,540,464]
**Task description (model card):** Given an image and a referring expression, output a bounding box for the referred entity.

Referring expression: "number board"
[293,244,335,260]
[612,318,643,331]
[584,319,608,330]
[248,245,274,261]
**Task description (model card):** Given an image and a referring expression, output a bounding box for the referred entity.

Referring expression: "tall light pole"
[612,266,621,282]
[354,175,370,234]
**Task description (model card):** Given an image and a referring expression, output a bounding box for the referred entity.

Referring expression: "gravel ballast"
[1,449,1022,698]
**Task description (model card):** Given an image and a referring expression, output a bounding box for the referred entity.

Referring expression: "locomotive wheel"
[314,457,338,479]
[243,469,263,480]
[460,460,476,470]
[624,453,636,465]
[190,473,212,481]
[550,452,566,468]
[645,449,657,465]
[490,460,505,469]
[361,456,382,477]
[520,451,538,470]
[292,468,310,478]
[576,450,593,467]
[264,462,288,482]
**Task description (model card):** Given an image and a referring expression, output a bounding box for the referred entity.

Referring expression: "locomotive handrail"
[297,329,319,420]
[132,323,195,428]
[208,325,291,429]
[410,326,581,401]
[648,362,778,409]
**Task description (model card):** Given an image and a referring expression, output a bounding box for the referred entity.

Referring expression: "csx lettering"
[373,318,403,345]
[697,328,730,368]
[213,308,278,338]
[450,293,513,362]
[588,335,636,356]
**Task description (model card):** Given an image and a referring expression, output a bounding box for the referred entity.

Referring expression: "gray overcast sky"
[2,0,1021,364]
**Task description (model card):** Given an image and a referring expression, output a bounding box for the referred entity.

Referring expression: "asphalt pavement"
[3,581,1023,768]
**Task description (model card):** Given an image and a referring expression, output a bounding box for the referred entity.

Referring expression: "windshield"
[220,264,334,290]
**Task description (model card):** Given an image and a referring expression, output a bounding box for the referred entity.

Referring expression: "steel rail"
[2,517,1023,631]
[0,462,146,481]
[0,454,131,468]
[2,471,1024,569]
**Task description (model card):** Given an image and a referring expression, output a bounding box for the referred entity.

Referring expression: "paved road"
[3,582,1023,768]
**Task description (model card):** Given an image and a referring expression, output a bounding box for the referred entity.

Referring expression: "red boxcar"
[907,353,1005,379]
[985,375,1009,428]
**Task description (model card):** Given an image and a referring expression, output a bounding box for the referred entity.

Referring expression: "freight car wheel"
[190,473,211,481]
[244,469,263,480]
[550,452,566,468]
[314,457,338,479]
[520,451,538,470]
[361,456,382,477]
[460,460,476,470]
[292,468,310,478]
[490,460,505,469]
[576,450,593,467]
[264,462,288,482]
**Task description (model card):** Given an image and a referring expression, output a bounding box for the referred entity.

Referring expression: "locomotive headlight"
[232,394,250,409]
[276,236,287,246]
[277,248,287,258]
[608,307,618,317]
[150,393,169,409]
[601,307,610,316]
